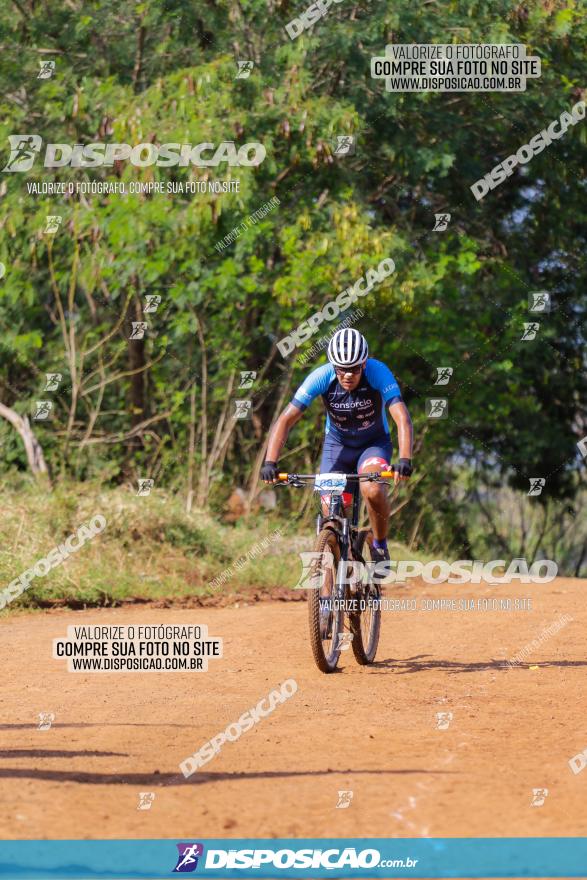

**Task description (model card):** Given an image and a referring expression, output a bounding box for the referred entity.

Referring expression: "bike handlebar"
[277,469,394,482]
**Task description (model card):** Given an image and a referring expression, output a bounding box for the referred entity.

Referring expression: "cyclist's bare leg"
[359,462,390,541]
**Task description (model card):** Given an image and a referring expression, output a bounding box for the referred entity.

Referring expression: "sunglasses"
[334,365,363,375]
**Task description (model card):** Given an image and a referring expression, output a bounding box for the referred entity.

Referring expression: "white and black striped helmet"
[327,328,369,368]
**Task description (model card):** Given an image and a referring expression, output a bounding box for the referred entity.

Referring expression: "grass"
[0,478,292,610]
[0,477,429,613]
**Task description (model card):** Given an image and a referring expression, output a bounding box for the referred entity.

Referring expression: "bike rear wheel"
[349,528,381,664]
[307,527,343,673]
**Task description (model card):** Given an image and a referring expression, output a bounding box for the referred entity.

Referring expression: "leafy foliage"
[0,0,585,570]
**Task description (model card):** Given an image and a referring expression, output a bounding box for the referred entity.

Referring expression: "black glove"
[261,460,278,482]
[396,458,413,478]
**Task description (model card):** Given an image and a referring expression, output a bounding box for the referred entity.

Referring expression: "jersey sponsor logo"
[329,398,373,409]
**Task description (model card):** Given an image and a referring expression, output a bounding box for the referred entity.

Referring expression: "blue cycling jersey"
[291,358,402,448]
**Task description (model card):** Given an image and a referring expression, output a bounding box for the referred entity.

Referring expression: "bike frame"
[278,469,393,598]
[316,488,359,563]
[315,483,374,599]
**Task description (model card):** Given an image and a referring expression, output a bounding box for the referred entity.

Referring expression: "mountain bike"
[277,468,394,673]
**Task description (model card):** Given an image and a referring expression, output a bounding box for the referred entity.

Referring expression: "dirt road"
[1,577,586,841]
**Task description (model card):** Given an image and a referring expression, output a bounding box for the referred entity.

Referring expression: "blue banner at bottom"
[1,838,587,879]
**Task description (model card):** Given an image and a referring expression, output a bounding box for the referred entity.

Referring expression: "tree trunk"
[0,402,50,478]
[246,361,295,510]
[186,383,197,513]
[127,284,146,443]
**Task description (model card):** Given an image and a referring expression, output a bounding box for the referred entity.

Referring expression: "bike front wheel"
[349,528,381,664]
[307,527,343,673]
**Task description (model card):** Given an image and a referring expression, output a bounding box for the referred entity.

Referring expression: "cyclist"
[261,327,413,564]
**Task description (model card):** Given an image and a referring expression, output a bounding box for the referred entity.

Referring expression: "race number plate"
[314,472,347,495]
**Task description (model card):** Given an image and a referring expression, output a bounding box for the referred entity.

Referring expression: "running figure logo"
[521,322,539,341]
[528,478,545,497]
[294,551,335,590]
[38,60,56,79]
[44,215,62,234]
[336,633,354,652]
[530,788,548,807]
[434,367,453,386]
[336,790,354,809]
[45,373,62,391]
[38,712,55,731]
[33,400,53,420]
[2,135,42,172]
[529,292,550,313]
[129,321,148,340]
[233,400,252,419]
[137,478,154,496]
[435,711,453,730]
[173,843,204,873]
[433,213,451,231]
[143,295,161,313]
[426,398,448,419]
[333,135,356,156]
[137,792,155,810]
[239,371,256,389]
[236,61,254,78]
